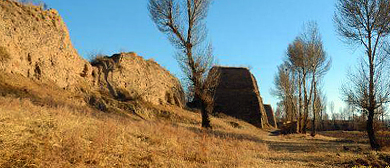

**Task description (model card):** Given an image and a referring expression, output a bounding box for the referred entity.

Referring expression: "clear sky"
[43,0,362,115]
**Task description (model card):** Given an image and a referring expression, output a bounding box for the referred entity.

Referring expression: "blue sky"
[44,0,361,115]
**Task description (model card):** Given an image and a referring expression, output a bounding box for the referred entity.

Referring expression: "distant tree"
[272,63,297,122]
[285,37,306,133]
[273,22,330,135]
[314,89,327,132]
[335,0,390,150]
[275,102,284,122]
[301,23,331,137]
[148,0,217,128]
[330,101,336,128]
[285,22,330,134]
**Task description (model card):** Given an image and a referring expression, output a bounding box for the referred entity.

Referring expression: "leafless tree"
[335,0,390,150]
[286,37,306,133]
[273,22,330,135]
[313,88,327,134]
[285,22,330,134]
[148,0,217,128]
[301,23,331,136]
[272,63,297,122]
[275,102,284,122]
[330,101,335,125]
[341,60,390,146]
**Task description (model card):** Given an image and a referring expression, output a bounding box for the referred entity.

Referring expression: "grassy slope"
[0,73,389,167]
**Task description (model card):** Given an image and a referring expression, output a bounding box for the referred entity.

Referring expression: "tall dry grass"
[0,72,387,167]
[0,96,271,167]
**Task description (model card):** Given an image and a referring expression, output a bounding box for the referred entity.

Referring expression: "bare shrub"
[0,46,11,63]
[13,0,48,9]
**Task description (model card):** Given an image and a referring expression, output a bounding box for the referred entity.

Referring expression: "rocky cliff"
[0,0,184,107]
[210,66,270,128]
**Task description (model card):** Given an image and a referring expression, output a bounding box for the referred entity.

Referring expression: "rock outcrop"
[264,104,277,128]
[0,0,184,107]
[210,66,269,128]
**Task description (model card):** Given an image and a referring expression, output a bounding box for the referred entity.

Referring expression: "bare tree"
[275,102,284,122]
[148,0,216,128]
[272,63,297,122]
[301,23,331,136]
[313,88,327,133]
[285,22,330,134]
[335,0,390,150]
[273,22,330,135]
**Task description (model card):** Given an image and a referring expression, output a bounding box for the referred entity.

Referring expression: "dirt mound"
[210,66,269,128]
[91,52,184,107]
[264,104,277,127]
[0,0,184,107]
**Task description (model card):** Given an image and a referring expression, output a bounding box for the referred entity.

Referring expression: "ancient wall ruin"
[211,66,269,128]
[91,53,184,107]
[0,0,184,107]
[264,104,277,128]
[0,0,89,88]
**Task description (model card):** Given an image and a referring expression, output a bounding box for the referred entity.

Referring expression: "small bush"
[14,0,49,10]
[0,46,11,63]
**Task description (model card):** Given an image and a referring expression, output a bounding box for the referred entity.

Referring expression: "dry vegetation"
[0,73,389,167]
[0,46,10,63]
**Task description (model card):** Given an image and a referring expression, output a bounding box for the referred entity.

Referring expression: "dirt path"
[255,130,374,167]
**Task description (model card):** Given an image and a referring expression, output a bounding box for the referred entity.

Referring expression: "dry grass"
[0,97,270,167]
[0,73,390,167]
[2,92,387,167]
[0,46,10,63]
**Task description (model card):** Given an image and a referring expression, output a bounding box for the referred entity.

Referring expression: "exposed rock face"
[211,66,269,128]
[91,53,184,107]
[0,0,184,107]
[0,0,90,88]
[264,104,277,128]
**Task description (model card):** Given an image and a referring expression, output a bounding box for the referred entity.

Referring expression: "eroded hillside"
[0,0,87,88]
[1,1,390,168]
[0,0,184,107]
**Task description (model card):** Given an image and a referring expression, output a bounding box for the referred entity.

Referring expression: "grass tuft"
[0,46,11,63]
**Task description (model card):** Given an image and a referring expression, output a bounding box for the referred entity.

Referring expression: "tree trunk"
[311,76,317,137]
[298,75,303,133]
[367,36,380,150]
[367,110,380,150]
[302,73,308,134]
[200,96,211,129]
[321,111,324,131]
